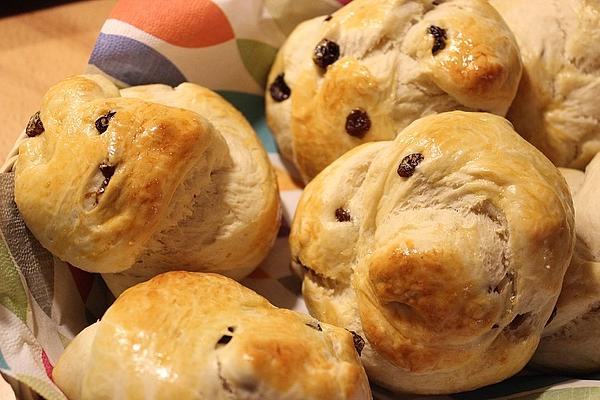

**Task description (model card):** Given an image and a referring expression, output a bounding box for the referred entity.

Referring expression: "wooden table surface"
[0,0,116,163]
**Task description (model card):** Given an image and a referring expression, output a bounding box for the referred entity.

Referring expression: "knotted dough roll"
[490,0,600,169]
[53,272,372,400]
[533,154,600,372]
[290,111,574,394]
[14,75,280,295]
[266,0,522,182]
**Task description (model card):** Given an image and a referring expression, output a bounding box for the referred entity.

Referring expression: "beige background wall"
[0,1,116,161]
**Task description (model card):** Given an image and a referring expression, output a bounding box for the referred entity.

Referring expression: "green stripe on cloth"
[0,350,9,370]
[16,374,66,400]
[57,332,71,349]
[236,39,278,89]
[454,375,573,400]
[0,234,28,323]
[510,387,600,399]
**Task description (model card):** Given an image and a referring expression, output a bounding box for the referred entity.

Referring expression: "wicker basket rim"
[2,130,26,173]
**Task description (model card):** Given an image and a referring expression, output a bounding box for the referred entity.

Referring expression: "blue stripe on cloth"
[217,91,277,153]
[0,349,9,370]
[89,33,186,87]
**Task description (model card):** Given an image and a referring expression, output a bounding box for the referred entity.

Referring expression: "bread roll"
[533,155,600,372]
[266,0,522,182]
[290,111,575,394]
[490,0,600,169]
[53,272,372,400]
[14,75,280,295]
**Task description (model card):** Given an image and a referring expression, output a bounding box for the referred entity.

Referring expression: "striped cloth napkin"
[0,1,599,399]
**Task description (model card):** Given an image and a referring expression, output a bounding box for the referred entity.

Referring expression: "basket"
[1,131,40,398]
[1,131,26,173]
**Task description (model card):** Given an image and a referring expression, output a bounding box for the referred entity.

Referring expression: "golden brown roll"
[490,0,600,169]
[14,75,280,295]
[290,111,575,394]
[53,272,372,400]
[533,155,600,372]
[266,0,522,182]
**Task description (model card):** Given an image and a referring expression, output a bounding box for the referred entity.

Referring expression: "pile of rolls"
[12,0,600,398]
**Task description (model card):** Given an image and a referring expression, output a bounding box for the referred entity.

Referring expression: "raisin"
[349,331,365,356]
[95,111,116,134]
[335,208,352,222]
[306,321,322,331]
[397,153,424,177]
[345,108,371,138]
[99,163,115,179]
[313,39,340,69]
[97,163,116,196]
[427,25,447,55]
[216,335,233,347]
[269,73,291,102]
[26,111,44,137]
[227,326,235,333]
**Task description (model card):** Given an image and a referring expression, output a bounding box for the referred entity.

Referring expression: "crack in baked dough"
[358,0,434,60]
[216,358,235,397]
[297,258,342,292]
[470,199,517,322]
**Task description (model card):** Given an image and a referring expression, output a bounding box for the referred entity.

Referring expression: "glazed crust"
[15,75,280,294]
[52,272,372,400]
[290,111,575,394]
[491,0,600,169]
[266,0,522,182]
[533,157,600,372]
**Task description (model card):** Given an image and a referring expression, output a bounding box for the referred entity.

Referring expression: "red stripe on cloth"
[109,0,234,48]
[41,350,53,379]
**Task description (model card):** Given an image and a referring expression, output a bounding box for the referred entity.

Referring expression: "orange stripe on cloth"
[110,0,234,48]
